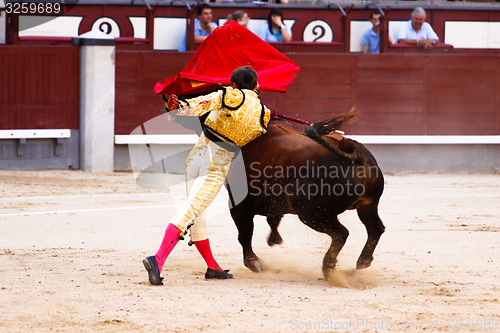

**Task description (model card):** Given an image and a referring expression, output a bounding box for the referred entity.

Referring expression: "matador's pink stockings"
[155,223,181,271]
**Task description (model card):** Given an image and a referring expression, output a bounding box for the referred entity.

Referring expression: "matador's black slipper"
[205,268,233,279]
[143,256,164,285]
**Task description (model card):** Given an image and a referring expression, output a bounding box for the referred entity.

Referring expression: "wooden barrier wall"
[2,47,498,136]
[0,46,80,130]
[115,51,500,136]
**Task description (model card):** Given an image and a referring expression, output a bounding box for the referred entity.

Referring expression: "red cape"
[154,21,300,96]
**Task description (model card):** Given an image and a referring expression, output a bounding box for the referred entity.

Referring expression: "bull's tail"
[308,107,356,135]
[304,107,363,162]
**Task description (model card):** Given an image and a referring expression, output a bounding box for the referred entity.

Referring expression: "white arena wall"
[113,135,500,174]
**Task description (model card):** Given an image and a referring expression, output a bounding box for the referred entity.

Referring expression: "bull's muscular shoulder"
[222,87,245,110]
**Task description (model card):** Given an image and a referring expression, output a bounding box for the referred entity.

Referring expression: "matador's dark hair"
[230,66,258,90]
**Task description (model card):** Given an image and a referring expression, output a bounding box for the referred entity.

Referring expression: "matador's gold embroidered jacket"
[172,87,271,148]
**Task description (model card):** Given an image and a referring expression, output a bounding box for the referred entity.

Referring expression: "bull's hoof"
[356,257,373,270]
[244,256,263,272]
[323,267,338,281]
[267,232,283,247]
[322,261,337,281]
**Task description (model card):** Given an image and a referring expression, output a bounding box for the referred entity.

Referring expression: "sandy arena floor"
[0,171,499,332]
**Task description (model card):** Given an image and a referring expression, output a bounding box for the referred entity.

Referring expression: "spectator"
[397,7,439,49]
[362,12,395,54]
[257,8,292,43]
[179,3,218,51]
[226,10,250,27]
[194,3,218,43]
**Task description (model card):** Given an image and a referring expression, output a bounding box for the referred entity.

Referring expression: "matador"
[143,66,271,285]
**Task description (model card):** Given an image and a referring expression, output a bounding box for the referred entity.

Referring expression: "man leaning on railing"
[397,7,439,49]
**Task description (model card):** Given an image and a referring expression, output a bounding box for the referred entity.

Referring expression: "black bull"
[225,112,385,280]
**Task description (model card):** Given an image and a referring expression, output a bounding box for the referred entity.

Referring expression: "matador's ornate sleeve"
[173,89,225,116]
